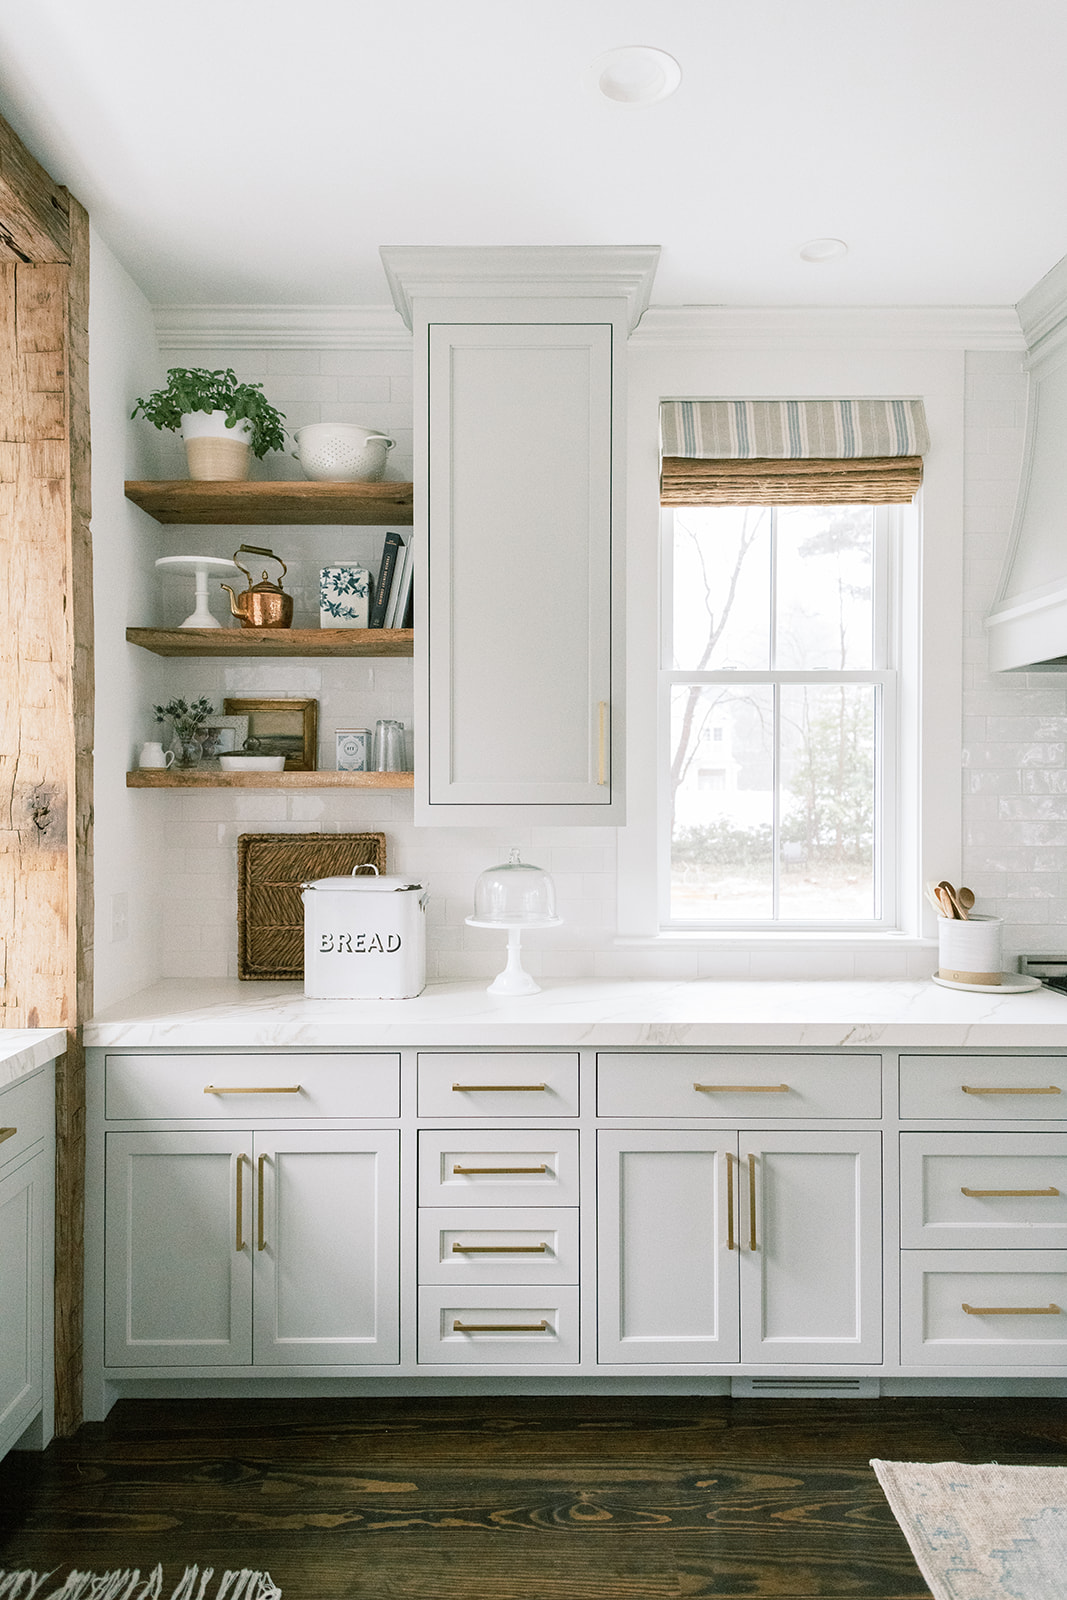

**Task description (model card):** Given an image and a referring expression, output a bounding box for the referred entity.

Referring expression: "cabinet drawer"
[104,1054,400,1120]
[418,1208,579,1285]
[901,1251,1067,1365]
[597,1053,880,1118]
[0,1070,51,1173]
[417,1054,578,1117]
[900,1135,1067,1249]
[418,1286,580,1364]
[418,1130,579,1207]
[900,1056,1066,1119]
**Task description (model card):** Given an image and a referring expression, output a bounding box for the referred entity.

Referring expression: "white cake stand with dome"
[155,555,240,628]
[466,849,562,996]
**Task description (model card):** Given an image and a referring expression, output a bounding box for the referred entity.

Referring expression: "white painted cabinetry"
[0,1064,54,1461]
[898,1053,1067,1368]
[380,244,660,826]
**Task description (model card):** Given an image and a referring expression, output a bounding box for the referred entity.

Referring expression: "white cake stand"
[465,916,563,996]
[155,555,240,629]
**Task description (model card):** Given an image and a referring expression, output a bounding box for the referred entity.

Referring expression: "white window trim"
[617,357,964,957]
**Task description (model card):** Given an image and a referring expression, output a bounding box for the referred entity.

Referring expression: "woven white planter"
[180,411,253,481]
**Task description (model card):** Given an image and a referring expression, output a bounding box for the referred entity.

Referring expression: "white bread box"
[301,867,427,998]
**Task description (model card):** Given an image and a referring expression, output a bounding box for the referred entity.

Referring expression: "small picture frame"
[224,697,318,771]
[199,714,250,760]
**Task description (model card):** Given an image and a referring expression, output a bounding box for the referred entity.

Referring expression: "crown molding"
[380,245,661,332]
[630,304,1025,351]
[153,304,412,350]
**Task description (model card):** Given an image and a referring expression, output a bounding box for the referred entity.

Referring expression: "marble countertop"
[84,977,1067,1050]
[0,1028,67,1088]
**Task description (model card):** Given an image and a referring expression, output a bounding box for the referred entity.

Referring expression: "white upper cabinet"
[381,245,660,825]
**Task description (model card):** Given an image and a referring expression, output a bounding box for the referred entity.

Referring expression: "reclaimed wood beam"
[0,110,71,264]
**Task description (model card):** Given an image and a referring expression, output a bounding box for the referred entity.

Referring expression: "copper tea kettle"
[221,545,293,629]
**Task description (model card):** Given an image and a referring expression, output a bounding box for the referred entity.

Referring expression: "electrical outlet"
[111,892,129,943]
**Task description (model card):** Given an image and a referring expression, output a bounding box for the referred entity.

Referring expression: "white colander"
[292,423,396,482]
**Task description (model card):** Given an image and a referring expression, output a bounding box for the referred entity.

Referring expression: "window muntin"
[663,503,898,930]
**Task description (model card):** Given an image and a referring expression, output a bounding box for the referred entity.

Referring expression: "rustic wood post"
[0,110,92,1435]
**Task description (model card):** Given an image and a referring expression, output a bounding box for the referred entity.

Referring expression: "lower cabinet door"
[739,1132,882,1364]
[597,1131,740,1363]
[105,1130,400,1368]
[253,1131,399,1365]
[0,1149,45,1452]
[105,1131,253,1366]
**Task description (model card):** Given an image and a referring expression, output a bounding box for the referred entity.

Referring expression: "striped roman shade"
[660,398,928,505]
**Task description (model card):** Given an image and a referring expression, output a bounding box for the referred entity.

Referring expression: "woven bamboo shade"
[660,454,923,506]
[237,831,386,980]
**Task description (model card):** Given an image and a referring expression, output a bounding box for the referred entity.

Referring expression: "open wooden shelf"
[126,626,413,658]
[127,769,414,789]
[125,479,414,526]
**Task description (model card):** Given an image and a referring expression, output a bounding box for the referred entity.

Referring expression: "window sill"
[615,932,936,951]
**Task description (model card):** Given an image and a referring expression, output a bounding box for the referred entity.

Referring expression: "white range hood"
[986,251,1067,671]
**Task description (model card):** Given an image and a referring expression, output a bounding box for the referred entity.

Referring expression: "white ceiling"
[2,0,1066,310]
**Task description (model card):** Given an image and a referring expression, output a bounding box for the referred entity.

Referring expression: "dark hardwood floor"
[2,1396,1066,1598]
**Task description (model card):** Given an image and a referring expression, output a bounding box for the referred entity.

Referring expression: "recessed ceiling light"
[799,238,849,263]
[589,46,682,106]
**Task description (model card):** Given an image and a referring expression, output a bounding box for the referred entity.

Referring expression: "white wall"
[962,350,1067,966]
[88,229,169,1009]
[89,310,1067,994]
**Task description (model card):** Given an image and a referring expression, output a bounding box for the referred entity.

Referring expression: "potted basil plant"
[132,368,287,481]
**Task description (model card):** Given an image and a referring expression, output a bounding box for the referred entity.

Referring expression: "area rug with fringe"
[872,1459,1067,1600]
[0,1570,280,1600]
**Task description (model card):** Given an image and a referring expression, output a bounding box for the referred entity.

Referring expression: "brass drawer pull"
[452,1243,549,1254]
[205,1085,302,1095]
[235,1153,247,1253]
[452,1164,549,1176]
[963,1302,1061,1316]
[453,1319,550,1333]
[695,1083,790,1094]
[961,1186,1060,1198]
[452,1083,547,1092]
[725,1150,737,1252]
[961,1085,1060,1095]
[0,1127,17,1145]
[257,1154,268,1252]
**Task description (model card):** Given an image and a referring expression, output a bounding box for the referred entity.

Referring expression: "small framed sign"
[224,697,318,771]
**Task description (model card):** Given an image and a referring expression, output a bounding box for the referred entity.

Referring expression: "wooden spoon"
[956,886,975,918]
[936,881,962,918]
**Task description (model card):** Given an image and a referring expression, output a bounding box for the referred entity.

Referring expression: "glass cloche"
[466,849,562,995]
[470,848,560,926]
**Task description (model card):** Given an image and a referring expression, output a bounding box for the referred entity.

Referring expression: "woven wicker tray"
[237,831,387,980]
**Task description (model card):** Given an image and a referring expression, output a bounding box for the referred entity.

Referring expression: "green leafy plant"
[154,696,215,739]
[132,368,287,458]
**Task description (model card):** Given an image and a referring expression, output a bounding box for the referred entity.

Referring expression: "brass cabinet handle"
[962,1302,1061,1316]
[452,1164,549,1176]
[453,1320,550,1333]
[597,700,608,786]
[695,1083,790,1094]
[205,1085,302,1095]
[0,1127,17,1145]
[452,1243,548,1254]
[961,1085,1061,1095]
[452,1083,547,1093]
[725,1150,737,1252]
[961,1186,1060,1198]
[235,1153,247,1252]
[747,1153,758,1251]
[257,1154,267,1252]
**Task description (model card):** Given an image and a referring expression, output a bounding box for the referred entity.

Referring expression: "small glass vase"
[173,734,203,769]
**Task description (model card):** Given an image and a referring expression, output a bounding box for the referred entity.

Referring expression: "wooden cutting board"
[237,831,387,980]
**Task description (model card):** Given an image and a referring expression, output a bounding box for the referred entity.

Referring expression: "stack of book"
[369,531,415,628]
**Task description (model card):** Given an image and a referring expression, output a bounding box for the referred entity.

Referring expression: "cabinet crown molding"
[380,244,661,332]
